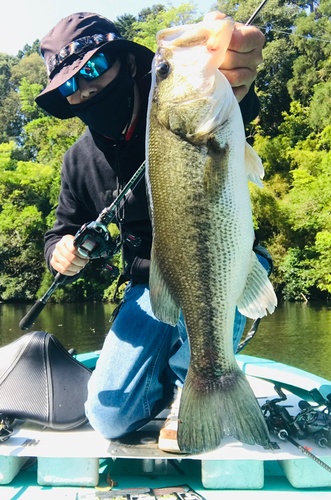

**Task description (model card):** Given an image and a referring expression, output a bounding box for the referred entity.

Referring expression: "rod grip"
[19,300,47,331]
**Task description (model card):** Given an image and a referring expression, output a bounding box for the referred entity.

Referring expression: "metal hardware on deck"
[263,384,331,473]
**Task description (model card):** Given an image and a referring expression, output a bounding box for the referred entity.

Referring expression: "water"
[0,302,118,354]
[1,300,331,380]
[243,301,331,380]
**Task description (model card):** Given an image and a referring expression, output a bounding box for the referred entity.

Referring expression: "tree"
[17,40,41,59]
[0,155,55,300]
[0,54,21,143]
[10,52,47,89]
[279,247,318,300]
[0,54,16,97]
[0,89,22,144]
[0,142,17,171]
[19,78,44,121]
[114,14,137,41]
[287,10,331,105]
[0,51,48,144]
[133,3,201,51]
[309,82,331,131]
[256,38,297,136]
[23,116,85,165]
[137,4,166,22]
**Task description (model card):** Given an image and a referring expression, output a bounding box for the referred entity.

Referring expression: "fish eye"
[156,61,170,79]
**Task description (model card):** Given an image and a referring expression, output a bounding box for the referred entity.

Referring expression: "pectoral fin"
[245,142,264,188]
[237,251,277,319]
[149,244,180,326]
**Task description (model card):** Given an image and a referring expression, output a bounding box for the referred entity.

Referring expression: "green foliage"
[242,0,331,301]
[0,51,48,143]
[279,247,318,301]
[313,231,331,294]
[133,3,202,51]
[11,52,47,89]
[279,101,312,145]
[114,14,138,40]
[0,115,84,300]
[252,124,331,299]
[17,40,41,59]
[23,116,86,164]
[1,3,331,303]
[37,259,119,303]
[0,53,17,98]
[0,201,48,300]
[19,78,44,120]
[0,142,17,171]
[257,38,297,136]
[309,82,331,131]
[138,4,166,21]
[0,88,22,143]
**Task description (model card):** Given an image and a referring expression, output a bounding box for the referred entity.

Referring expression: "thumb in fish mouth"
[203,13,235,69]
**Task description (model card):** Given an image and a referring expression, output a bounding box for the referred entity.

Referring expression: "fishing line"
[244,0,331,43]
[257,26,331,43]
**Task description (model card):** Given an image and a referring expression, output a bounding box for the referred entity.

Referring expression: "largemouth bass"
[146,12,277,454]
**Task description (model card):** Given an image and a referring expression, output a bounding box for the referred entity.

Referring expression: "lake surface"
[1,300,331,381]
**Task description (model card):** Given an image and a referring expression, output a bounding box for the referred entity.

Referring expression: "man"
[36,12,267,452]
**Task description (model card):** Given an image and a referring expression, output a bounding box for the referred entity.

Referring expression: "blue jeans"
[85,282,247,439]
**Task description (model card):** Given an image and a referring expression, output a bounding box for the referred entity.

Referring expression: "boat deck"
[1,355,331,498]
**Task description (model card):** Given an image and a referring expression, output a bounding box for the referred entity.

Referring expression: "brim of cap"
[35,40,154,119]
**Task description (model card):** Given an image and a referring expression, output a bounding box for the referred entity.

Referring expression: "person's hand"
[50,234,89,276]
[219,15,265,102]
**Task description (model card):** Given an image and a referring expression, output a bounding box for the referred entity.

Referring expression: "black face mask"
[69,61,135,140]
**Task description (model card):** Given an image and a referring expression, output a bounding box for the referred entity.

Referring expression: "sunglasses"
[58,52,116,97]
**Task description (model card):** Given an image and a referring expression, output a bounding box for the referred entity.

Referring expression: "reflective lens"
[80,53,110,80]
[58,76,79,97]
[58,53,116,97]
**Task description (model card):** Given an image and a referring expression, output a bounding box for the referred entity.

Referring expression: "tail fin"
[177,367,270,454]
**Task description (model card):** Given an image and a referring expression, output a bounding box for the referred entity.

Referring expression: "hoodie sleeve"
[239,84,260,126]
[44,139,101,279]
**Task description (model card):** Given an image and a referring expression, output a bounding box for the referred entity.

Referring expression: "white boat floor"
[1,375,330,462]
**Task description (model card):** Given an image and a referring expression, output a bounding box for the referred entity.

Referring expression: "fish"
[146,12,277,454]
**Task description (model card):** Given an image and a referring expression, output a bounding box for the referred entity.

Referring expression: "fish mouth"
[156,14,235,69]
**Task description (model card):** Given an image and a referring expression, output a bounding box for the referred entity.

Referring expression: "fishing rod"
[19,161,146,331]
[246,0,270,26]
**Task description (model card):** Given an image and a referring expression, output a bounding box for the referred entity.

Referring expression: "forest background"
[1,0,331,304]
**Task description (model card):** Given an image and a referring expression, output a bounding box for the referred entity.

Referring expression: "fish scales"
[146,12,277,453]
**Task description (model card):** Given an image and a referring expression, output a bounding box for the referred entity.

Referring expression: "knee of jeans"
[85,398,131,439]
[85,392,149,439]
